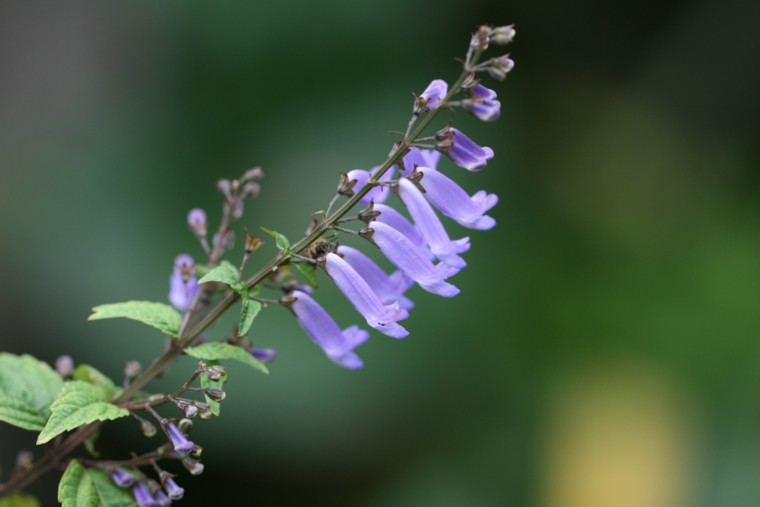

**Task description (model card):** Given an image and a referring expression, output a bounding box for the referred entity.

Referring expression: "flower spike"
[324,253,409,338]
[418,167,498,230]
[369,221,460,298]
[397,178,470,268]
[291,290,370,369]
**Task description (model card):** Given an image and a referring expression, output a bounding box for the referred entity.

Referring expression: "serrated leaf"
[0,353,63,431]
[0,494,41,507]
[185,342,268,374]
[260,227,290,252]
[73,365,119,399]
[292,262,319,288]
[58,460,136,507]
[37,381,129,444]
[239,298,262,336]
[88,301,182,338]
[198,260,240,289]
[200,360,228,416]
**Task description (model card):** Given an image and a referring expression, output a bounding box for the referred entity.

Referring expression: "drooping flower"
[345,165,395,205]
[437,128,494,171]
[463,84,501,122]
[153,490,171,507]
[369,221,460,297]
[372,203,428,254]
[337,245,415,309]
[163,421,195,454]
[401,147,441,176]
[110,467,135,488]
[132,483,157,507]
[169,254,199,311]
[419,79,448,110]
[290,290,370,369]
[397,178,470,269]
[250,348,276,364]
[417,167,498,230]
[324,253,409,338]
[163,477,185,501]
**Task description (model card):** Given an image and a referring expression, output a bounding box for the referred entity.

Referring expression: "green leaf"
[185,342,268,374]
[72,365,119,399]
[88,301,182,338]
[83,426,102,458]
[292,262,319,288]
[198,260,240,288]
[58,460,136,507]
[239,298,262,336]
[260,227,291,252]
[37,381,129,444]
[0,494,41,507]
[200,360,228,416]
[0,353,63,431]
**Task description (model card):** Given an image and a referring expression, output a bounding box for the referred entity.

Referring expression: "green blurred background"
[1,1,759,506]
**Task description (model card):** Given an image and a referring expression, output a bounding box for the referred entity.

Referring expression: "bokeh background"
[1,1,759,506]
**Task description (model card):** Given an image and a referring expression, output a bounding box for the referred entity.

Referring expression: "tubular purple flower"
[337,245,415,310]
[187,208,207,235]
[397,178,470,269]
[369,221,460,298]
[133,483,157,507]
[169,254,199,311]
[372,204,428,254]
[345,165,395,205]
[154,490,171,507]
[463,85,501,122]
[163,421,195,454]
[110,467,135,488]
[251,348,276,364]
[418,167,498,230]
[402,147,441,176]
[324,253,409,339]
[419,79,448,109]
[163,477,184,501]
[290,290,370,368]
[438,128,494,171]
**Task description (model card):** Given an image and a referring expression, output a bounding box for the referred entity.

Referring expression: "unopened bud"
[16,450,33,471]
[187,208,207,236]
[213,230,236,252]
[251,348,276,364]
[140,419,157,438]
[174,399,198,418]
[124,361,142,380]
[242,182,261,199]
[490,25,515,45]
[337,172,358,196]
[241,166,264,182]
[55,355,74,378]
[205,365,227,382]
[204,388,226,402]
[181,457,204,476]
[486,54,514,81]
[196,402,214,420]
[177,418,194,433]
[470,25,492,50]
[217,179,231,198]
[189,445,203,459]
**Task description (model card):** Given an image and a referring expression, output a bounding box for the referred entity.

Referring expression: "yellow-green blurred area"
[1,0,759,505]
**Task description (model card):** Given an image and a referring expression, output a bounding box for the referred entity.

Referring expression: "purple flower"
[419,79,448,109]
[169,254,199,311]
[163,421,195,454]
[110,467,135,488]
[373,204,428,254]
[397,178,470,269]
[463,85,501,122]
[369,221,460,298]
[324,253,409,339]
[154,490,171,506]
[346,165,395,205]
[291,290,370,369]
[438,128,494,171]
[133,483,157,507]
[337,245,415,310]
[418,167,498,230]
[251,348,276,364]
[401,147,441,176]
[187,208,207,235]
[163,477,184,500]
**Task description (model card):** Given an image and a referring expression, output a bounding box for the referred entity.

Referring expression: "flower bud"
[161,475,185,501]
[251,348,276,364]
[181,457,205,476]
[110,467,135,488]
[124,361,142,380]
[187,208,207,236]
[241,166,264,182]
[205,364,227,382]
[177,417,194,433]
[55,355,74,378]
[174,399,198,418]
[140,418,157,438]
[490,25,515,45]
[15,450,33,471]
[486,54,514,81]
[217,178,232,198]
[470,25,492,50]
[189,445,203,459]
[196,402,214,420]
[242,181,261,199]
[204,388,226,402]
